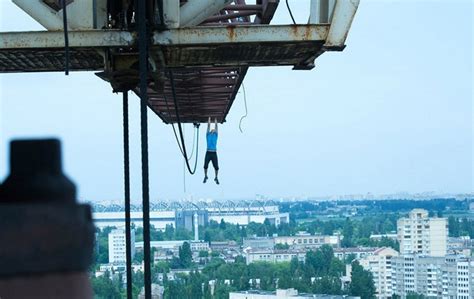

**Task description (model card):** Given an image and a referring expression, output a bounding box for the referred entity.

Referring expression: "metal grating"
[0,48,103,73]
[137,0,280,123]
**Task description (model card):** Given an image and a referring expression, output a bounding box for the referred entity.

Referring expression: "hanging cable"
[286,0,296,25]
[61,0,70,75]
[137,0,151,297]
[152,76,200,174]
[162,92,200,171]
[163,71,200,175]
[239,83,248,133]
[122,91,132,299]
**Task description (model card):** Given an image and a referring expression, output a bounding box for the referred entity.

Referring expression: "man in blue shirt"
[204,117,219,184]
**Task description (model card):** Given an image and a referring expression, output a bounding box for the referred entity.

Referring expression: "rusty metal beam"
[153,25,328,45]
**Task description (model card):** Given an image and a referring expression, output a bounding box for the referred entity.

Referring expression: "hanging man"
[203,117,219,185]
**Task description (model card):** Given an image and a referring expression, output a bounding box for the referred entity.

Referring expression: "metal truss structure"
[90,198,280,214]
[0,0,359,123]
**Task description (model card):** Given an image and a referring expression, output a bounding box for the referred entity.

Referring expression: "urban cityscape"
[0,0,471,299]
[90,195,474,299]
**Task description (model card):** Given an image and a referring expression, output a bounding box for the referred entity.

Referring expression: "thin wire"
[187,124,197,160]
[286,0,296,25]
[61,0,70,75]
[183,126,186,193]
[239,83,248,133]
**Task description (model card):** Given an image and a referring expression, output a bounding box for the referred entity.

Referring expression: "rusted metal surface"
[0,30,135,49]
[0,25,327,73]
[0,0,359,124]
[324,0,360,49]
[142,0,283,124]
[0,48,103,73]
[143,67,246,123]
[153,25,328,45]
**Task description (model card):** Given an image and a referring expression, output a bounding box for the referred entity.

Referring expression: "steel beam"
[0,30,135,49]
[153,25,328,45]
[324,0,360,49]
[0,25,329,50]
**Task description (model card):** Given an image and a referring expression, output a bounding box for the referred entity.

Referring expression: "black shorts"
[204,151,219,170]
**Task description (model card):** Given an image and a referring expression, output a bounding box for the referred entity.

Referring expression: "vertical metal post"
[319,0,329,23]
[123,91,132,299]
[309,0,320,24]
[137,0,152,298]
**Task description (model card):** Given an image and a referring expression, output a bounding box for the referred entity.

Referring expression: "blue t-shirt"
[206,131,218,151]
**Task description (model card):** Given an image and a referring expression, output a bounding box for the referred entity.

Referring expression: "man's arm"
[207,117,211,133]
[214,118,218,133]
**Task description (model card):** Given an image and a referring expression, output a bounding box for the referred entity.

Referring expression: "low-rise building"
[135,240,209,253]
[333,247,378,261]
[229,289,360,299]
[244,249,306,265]
[369,234,398,242]
[447,236,473,256]
[274,232,341,249]
[243,237,275,249]
[358,247,399,299]
[210,240,240,252]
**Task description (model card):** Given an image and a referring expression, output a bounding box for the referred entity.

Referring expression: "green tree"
[342,218,354,247]
[219,219,227,230]
[179,242,193,268]
[349,261,375,299]
[91,271,122,299]
[204,231,212,243]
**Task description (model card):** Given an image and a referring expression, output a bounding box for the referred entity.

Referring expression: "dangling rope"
[163,70,200,175]
[162,85,199,163]
[239,83,248,133]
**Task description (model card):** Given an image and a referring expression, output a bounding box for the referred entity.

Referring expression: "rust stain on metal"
[291,24,298,39]
[227,26,237,42]
[304,25,312,41]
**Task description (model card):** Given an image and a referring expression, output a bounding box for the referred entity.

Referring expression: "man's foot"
[203,176,208,183]
[214,178,220,185]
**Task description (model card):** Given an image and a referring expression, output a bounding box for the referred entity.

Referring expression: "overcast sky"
[0,0,472,202]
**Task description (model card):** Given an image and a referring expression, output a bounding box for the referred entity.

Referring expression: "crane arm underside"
[0,0,359,124]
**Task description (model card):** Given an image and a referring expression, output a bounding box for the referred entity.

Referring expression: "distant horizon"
[84,191,474,204]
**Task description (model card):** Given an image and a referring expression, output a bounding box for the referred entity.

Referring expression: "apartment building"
[397,209,447,256]
[108,228,136,264]
[358,247,399,299]
[392,254,474,299]
[244,249,306,265]
[230,289,361,299]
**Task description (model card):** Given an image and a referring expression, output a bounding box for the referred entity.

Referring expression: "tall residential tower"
[397,209,447,256]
